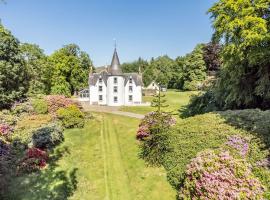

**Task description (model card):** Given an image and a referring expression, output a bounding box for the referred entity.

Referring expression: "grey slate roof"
[89,48,143,86]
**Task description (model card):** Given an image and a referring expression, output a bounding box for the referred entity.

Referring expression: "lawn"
[120,90,197,115]
[8,113,175,200]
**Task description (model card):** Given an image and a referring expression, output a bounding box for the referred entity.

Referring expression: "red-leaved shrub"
[19,147,48,172]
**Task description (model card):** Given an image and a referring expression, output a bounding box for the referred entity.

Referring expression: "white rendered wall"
[124,79,142,105]
[107,76,125,106]
[146,81,159,90]
[89,79,107,105]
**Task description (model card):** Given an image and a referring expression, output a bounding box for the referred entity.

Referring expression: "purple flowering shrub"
[226,135,249,157]
[136,111,176,140]
[179,150,265,200]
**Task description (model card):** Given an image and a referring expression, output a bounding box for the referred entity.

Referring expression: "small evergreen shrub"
[56,105,85,128]
[179,150,265,199]
[32,124,64,150]
[31,98,48,114]
[45,95,74,114]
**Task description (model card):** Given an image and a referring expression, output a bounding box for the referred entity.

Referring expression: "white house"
[145,81,159,90]
[88,48,143,106]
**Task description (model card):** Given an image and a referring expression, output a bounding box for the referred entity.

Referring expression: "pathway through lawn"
[67,113,175,200]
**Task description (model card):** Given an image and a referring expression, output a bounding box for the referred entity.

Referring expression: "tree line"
[0,24,94,108]
[121,43,221,90]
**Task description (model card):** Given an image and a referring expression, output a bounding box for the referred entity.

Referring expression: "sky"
[0,0,217,66]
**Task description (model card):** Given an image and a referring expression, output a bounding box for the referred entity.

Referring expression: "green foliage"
[0,24,29,108]
[32,123,64,149]
[181,44,207,91]
[207,0,270,109]
[20,43,51,95]
[49,44,93,96]
[151,89,169,113]
[31,98,48,114]
[57,105,85,128]
[181,90,219,117]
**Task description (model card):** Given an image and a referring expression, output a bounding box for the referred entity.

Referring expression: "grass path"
[8,113,175,199]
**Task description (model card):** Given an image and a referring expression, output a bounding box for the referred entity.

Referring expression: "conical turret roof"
[109,48,122,75]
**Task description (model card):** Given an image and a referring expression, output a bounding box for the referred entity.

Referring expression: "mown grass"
[120,90,197,115]
[8,113,175,200]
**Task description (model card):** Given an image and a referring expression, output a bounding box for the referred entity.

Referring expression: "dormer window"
[114,77,118,84]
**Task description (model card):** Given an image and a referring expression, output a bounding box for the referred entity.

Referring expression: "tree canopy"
[209,0,270,109]
[49,44,93,96]
[0,24,29,108]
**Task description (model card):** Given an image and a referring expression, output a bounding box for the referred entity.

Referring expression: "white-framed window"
[114,96,118,103]
[99,95,103,101]
[114,77,117,84]
[129,86,133,92]
[152,83,155,86]
[79,89,89,98]
[128,95,133,102]
[99,78,102,83]
[99,86,103,92]
[113,86,118,93]
[129,78,132,84]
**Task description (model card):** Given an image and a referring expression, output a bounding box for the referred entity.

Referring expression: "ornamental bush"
[45,95,74,114]
[179,150,265,199]
[31,98,48,114]
[0,123,13,141]
[136,111,176,140]
[11,101,34,116]
[56,105,85,128]
[137,111,176,166]
[32,124,64,150]
[19,147,48,173]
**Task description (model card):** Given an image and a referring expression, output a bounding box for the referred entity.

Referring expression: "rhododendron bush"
[179,150,265,200]
[137,112,176,166]
[136,111,176,140]
[45,95,74,114]
[19,147,48,172]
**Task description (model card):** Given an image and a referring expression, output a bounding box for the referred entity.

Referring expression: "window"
[99,95,103,101]
[128,95,133,102]
[79,89,89,98]
[113,86,118,93]
[114,96,118,103]
[99,78,102,83]
[152,83,155,86]
[129,78,132,84]
[129,86,133,92]
[114,77,117,84]
[99,86,102,92]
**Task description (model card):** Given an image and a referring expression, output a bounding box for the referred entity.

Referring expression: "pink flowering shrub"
[45,95,74,114]
[0,123,13,140]
[179,150,265,200]
[19,147,48,173]
[226,135,249,157]
[136,111,176,140]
